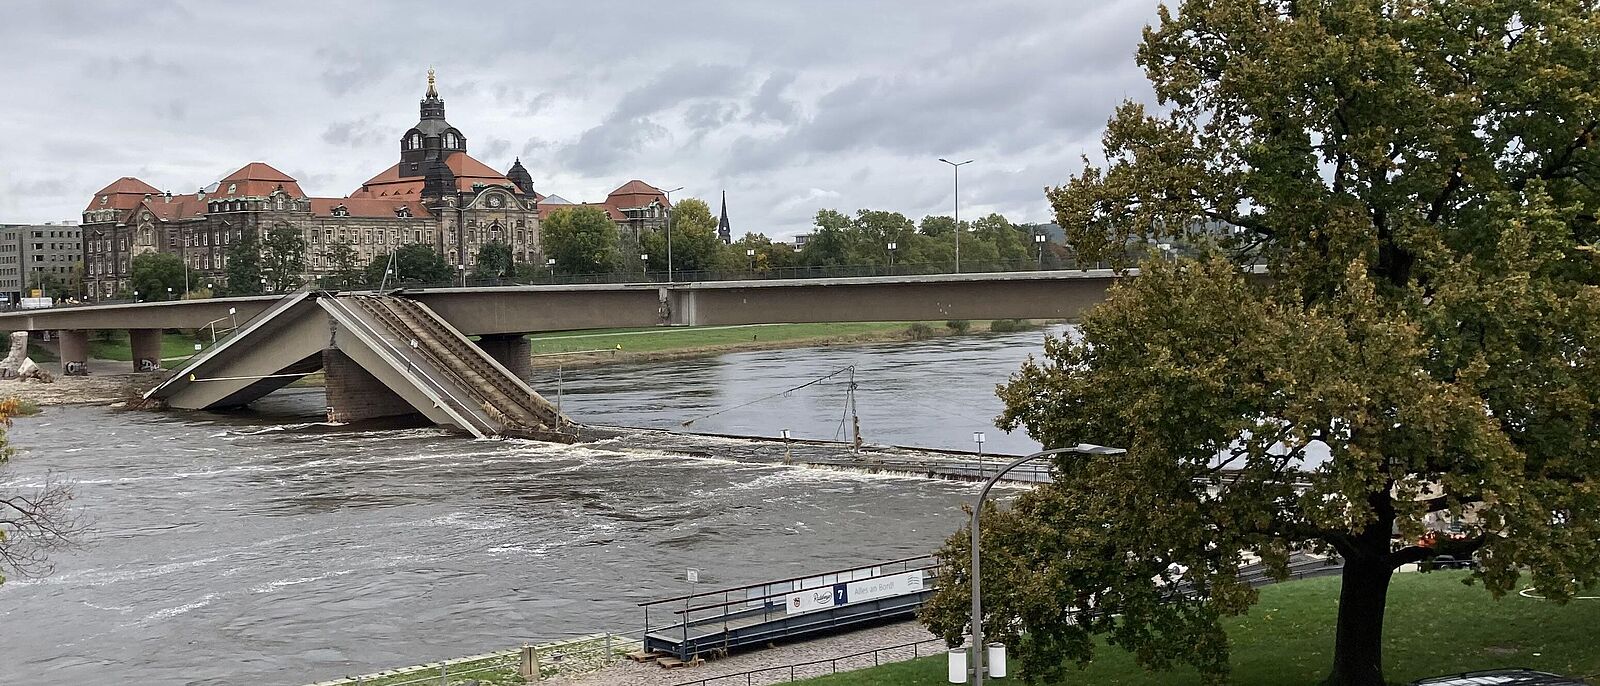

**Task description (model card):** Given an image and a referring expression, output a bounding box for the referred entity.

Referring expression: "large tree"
[543,206,620,275]
[921,2,1600,686]
[321,241,365,290]
[644,197,729,273]
[225,228,262,296]
[473,241,514,280]
[365,243,450,286]
[130,252,187,300]
[261,226,307,293]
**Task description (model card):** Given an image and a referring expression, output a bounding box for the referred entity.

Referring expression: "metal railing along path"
[667,638,947,686]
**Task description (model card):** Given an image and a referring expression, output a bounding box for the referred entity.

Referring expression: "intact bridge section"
[0,270,1177,437]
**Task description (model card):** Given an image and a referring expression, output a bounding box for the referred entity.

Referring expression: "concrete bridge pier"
[57,330,89,376]
[474,334,532,380]
[130,329,163,372]
[322,349,422,423]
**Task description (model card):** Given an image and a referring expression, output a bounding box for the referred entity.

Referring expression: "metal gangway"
[639,555,940,662]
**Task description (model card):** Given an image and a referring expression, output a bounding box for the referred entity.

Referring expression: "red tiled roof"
[309,197,431,218]
[538,202,622,221]
[350,152,521,199]
[86,176,161,212]
[214,162,306,198]
[141,194,207,221]
[606,179,670,211]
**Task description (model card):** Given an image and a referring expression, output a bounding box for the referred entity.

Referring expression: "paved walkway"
[543,621,940,686]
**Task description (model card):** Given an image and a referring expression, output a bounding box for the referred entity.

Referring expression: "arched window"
[410,132,422,149]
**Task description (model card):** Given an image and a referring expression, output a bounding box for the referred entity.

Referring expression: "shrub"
[906,322,935,340]
[945,319,971,334]
[989,319,1031,333]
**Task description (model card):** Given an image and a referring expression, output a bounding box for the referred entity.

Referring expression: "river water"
[0,326,1065,685]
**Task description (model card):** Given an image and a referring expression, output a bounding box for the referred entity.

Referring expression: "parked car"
[1412,668,1590,685]
[1420,555,1478,572]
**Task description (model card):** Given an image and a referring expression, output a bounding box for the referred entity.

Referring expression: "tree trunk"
[1323,555,1395,686]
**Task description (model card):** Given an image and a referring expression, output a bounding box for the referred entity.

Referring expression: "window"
[227,183,237,194]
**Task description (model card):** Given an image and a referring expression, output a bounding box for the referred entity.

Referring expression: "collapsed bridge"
[145,292,575,440]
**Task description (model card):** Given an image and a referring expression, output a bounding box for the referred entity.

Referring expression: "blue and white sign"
[784,570,926,615]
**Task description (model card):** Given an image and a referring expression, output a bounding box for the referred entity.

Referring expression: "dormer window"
[409,132,422,149]
[331,204,350,217]
[227,183,237,194]
[395,206,412,218]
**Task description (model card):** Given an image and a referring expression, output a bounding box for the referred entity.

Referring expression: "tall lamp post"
[1034,233,1047,270]
[887,241,897,273]
[663,186,684,282]
[938,158,974,273]
[960,444,1126,686]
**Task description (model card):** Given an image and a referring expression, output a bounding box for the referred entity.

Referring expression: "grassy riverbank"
[523,319,1043,368]
[797,572,1600,685]
[0,331,200,363]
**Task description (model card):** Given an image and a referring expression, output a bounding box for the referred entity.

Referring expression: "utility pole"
[663,186,684,282]
[938,158,974,273]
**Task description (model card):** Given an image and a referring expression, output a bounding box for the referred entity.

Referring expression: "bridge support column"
[57,330,89,376]
[474,334,532,380]
[129,328,163,372]
[323,349,422,423]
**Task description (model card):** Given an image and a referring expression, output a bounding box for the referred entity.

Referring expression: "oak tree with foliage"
[365,243,450,285]
[262,226,307,293]
[543,206,620,274]
[473,241,514,280]
[643,198,729,273]
[130,252,187,300]
[225,228,263,296]
[921,2,1600,685]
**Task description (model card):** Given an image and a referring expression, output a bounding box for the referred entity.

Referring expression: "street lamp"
[973,431,986,477]
[938,158,974,273]
[747,248,757,273]
[640,253,650,278]
[457,263,466,287]
[887,241,897,272]
[957,444,1126,686]
[1034,233,1046,270]
[663,186,685,282]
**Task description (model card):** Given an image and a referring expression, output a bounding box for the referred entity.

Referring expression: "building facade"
[0,222,84,304]
[82,70,671,298]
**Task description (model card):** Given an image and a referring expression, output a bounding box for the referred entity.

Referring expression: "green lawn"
[800,572,1600,685]
[87,331,205,361]
[523,322,930,355]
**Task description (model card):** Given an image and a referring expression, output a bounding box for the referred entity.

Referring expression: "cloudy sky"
[0,1,1159,238]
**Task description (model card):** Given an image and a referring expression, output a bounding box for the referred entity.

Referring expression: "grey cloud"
[322,117,388,148]
[557,117,668,175]
[81,53,187,78]
[685,102,739,132]
[482,137,512,161]
[611,63,745,121]
[315,46,397,96]
[746,72,799,125]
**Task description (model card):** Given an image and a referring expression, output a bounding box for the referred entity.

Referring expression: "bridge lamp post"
[887,241,897,273]
[746,248,757,273]
[166,286,173,301]
[457,264,466,287]
[640,253,650,279]
[1034,234,1047,270]
[938,158,974,274]
[956,444,1126,686]
[973,431,986,476]
[546,257,557,284]
[133,290,140,303]
[663,186,685,283]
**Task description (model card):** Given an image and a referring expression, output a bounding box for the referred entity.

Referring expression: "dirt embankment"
[0,372,165,407]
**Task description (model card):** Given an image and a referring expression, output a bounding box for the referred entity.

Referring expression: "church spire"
[717,190,732,244]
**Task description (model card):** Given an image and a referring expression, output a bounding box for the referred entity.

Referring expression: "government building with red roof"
[81,71,671,298]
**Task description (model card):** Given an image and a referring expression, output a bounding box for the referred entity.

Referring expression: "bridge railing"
[316,258,1121,293]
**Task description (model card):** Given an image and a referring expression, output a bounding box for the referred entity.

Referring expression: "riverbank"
[0,371,163,407]
[522,319,1045,369]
